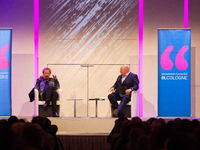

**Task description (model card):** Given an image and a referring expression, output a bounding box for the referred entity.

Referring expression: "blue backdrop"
[0,29,12,116]
[158,29,191,117]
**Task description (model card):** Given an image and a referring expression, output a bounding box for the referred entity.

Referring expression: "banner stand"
[158,29,191,117]
[0,29,12,116]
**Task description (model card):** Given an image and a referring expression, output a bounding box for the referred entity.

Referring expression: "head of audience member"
[0,119,8,126]
[130,117,143,129]
[11,122,26,149]
[191,119,200,132]
[0,125,14,150]
[150,118,166,133]
[42,67,51,81]
[8,115,18,126]
[128,128,145,150]
[172,118,182,133]
[120,120,131,140]
[43,117,52,132]
[22,123,44,150]
[31,116,46,131]
[150,122,169,150]
[135,135,150,150]
[51,124,58,135]
[113,116,128,133]
[11,122,25,138]
[147,117,157,126]
[142,121,151,135]
[120,65,130,77]
[18,118,26,123]
[156,118,166,125]
[166,120,173,134]
[182,119,192,133]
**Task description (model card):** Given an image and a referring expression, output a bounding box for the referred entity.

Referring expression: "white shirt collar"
[126,71,130,76]
[122,72,130,78]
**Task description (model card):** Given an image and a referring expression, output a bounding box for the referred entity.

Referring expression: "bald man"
[108,65,139,117]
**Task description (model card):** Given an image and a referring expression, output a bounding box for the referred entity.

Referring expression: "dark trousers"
[108,93,131,115]
[40,90,58,113]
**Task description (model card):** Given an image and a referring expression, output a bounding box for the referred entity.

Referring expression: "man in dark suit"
[108,65,139,117]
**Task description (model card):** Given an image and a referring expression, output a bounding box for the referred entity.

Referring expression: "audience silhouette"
[0,115,63,150]
[1,115,200,150]
[108,117,200,150]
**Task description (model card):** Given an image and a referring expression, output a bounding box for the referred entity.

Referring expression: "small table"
[89,98,105,117]
[67,99,83,117]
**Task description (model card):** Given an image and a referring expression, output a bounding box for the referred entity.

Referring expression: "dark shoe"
[53,112,59,117]
[112,114,118,118]
[43,103,48,111]
[113,109,118,117]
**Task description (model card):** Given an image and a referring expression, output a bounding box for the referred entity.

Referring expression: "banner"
[0,29,12,116]
[158,29,191,117]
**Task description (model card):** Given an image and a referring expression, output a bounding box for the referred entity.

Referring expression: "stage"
[16,117,122,135]
[1,116,197,135]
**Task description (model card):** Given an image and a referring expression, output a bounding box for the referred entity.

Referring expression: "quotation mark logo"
[161,45,188,70]
[0,45,10,69]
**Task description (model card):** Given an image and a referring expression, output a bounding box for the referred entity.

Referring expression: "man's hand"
[108,87,115,93]
[52,74,57,80]
[39,75,43,80]
[125,89,132,95]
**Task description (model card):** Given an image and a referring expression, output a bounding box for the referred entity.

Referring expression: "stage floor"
[27,117,124,135]
[1,116,198,135]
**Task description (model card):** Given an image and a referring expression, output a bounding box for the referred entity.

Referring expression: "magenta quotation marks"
[0,45,10,69]
[161,45,188,70]
[161,45,174,70]
[175,45,188,70]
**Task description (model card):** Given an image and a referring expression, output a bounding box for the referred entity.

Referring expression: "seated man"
[108,65,139,117]
[35,67,60,117]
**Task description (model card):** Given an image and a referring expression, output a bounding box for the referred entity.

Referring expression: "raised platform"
[24,117,122,135]
[0,116,197,135]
